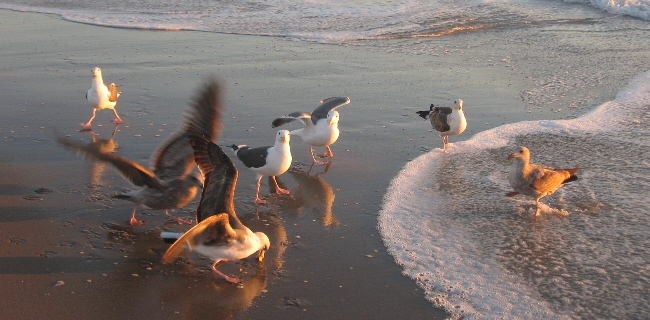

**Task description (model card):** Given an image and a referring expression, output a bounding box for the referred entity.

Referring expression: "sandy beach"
[2,7,647,319]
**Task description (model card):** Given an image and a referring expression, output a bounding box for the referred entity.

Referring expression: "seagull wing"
[57,136,165,189]
[234,146,270,169]
[311,97,351,123]
[189,132,241,227]
[161,213,236,263]
[431,107,453,132]
[106,83,121,102]
[529,165,578,193]
[152,78,224,180]
[272,111,312,128]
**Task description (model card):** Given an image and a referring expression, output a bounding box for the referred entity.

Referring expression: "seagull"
[82,67,123,127]
[507,146,580,216]
[417,99,467,152]
[162,132,270,283]
[59,78,223,225]
[230,130,292,204]
[271,97,350,165]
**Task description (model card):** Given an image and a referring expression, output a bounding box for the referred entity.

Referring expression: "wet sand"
[0,9,545,320]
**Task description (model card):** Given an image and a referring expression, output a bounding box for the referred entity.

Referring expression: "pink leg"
[111,108,124,124]
[310,147,326,165]
[324,145,334,158]
[81,109,97,127]
[271,176,290,195]
[164,210,194,225]
[254,175,267,204]
[211,260,241,283]
[129,207,144,226]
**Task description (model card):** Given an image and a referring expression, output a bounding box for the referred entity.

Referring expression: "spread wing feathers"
[151,78,224,180]
[529,166,580,193]
[161,213,235,264]
[106,83,121,102]
[188,132,241,227]
[311,97,351,122]
[272,111,312,128]
[57,136,165,189]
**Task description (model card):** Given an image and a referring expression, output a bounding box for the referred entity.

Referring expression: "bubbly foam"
[379,72,650,319]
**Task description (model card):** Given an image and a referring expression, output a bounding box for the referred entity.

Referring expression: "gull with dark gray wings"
[82,67,123,127]
[417,99,467,152]
[507,146,580,216]
[272,97,350,164]
[59,78,223,225]
[162,132,270,283]
[231,130,292,204]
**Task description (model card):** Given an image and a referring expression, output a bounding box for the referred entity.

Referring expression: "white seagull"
[162,132,270,283]
[271,97,350,165]
[507,146,580,216]
[417,99,467,152]
[231,130,292,204]
[59,78,224,225]
[83,67,123,127]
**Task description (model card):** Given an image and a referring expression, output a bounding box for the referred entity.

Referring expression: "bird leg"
[111,109,124,124]
[324,145,334,158]
[254,175,267,204]
[211,260,242,283]
[310,147,326,165]
[534,199,541,217]
[81,109,97,127]
[129,207,145,226]
[271,176,290,195]
[164,210,194,225]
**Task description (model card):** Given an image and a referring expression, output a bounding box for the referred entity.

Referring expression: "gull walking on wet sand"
[507,146,580,216]
[82,67,123,127]
[231,130,292,204]
[272,97,350,164]
[60,78,223,225]
[417,99,466,152]
[163,132,270,283]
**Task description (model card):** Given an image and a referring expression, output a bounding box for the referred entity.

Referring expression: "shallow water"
[380,73,650,318]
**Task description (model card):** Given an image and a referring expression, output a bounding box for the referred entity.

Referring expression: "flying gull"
[162,132,270,283]
[417,99,467,152]
[507,146,580,216]
[231,130,292,204]
[82,67,123,127]
[271,97,350,165]
[59,78,223,225]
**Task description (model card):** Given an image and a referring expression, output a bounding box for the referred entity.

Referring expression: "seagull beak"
[507,153,517,160]
[257,248,267,262]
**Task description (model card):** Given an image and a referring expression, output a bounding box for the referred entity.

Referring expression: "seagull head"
[508,146,530,161]
[91,67,102,77]
[327,110,340,125]
[277,129,290,143]
[454,99,464,110]
[255,232,271,262]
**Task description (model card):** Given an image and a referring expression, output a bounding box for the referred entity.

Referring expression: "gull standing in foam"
[417,99,466,152]
[271,97,350,165]
[507,146,580,216]
[163,132,270,283]
[59,79,223,225]
[82,67,123,127]
[231,130,292,204]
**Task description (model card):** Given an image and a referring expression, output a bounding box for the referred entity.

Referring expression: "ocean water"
[2,0,650,319]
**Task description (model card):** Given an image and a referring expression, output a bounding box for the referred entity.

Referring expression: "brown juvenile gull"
[59,78,223,225]
[162,132,270,283]
[271,97,350,165]
[417,99,467,152]
[507,146,580,216]
[82,67,123,127]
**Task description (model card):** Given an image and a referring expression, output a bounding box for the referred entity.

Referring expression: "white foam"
[379,71,650,319]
